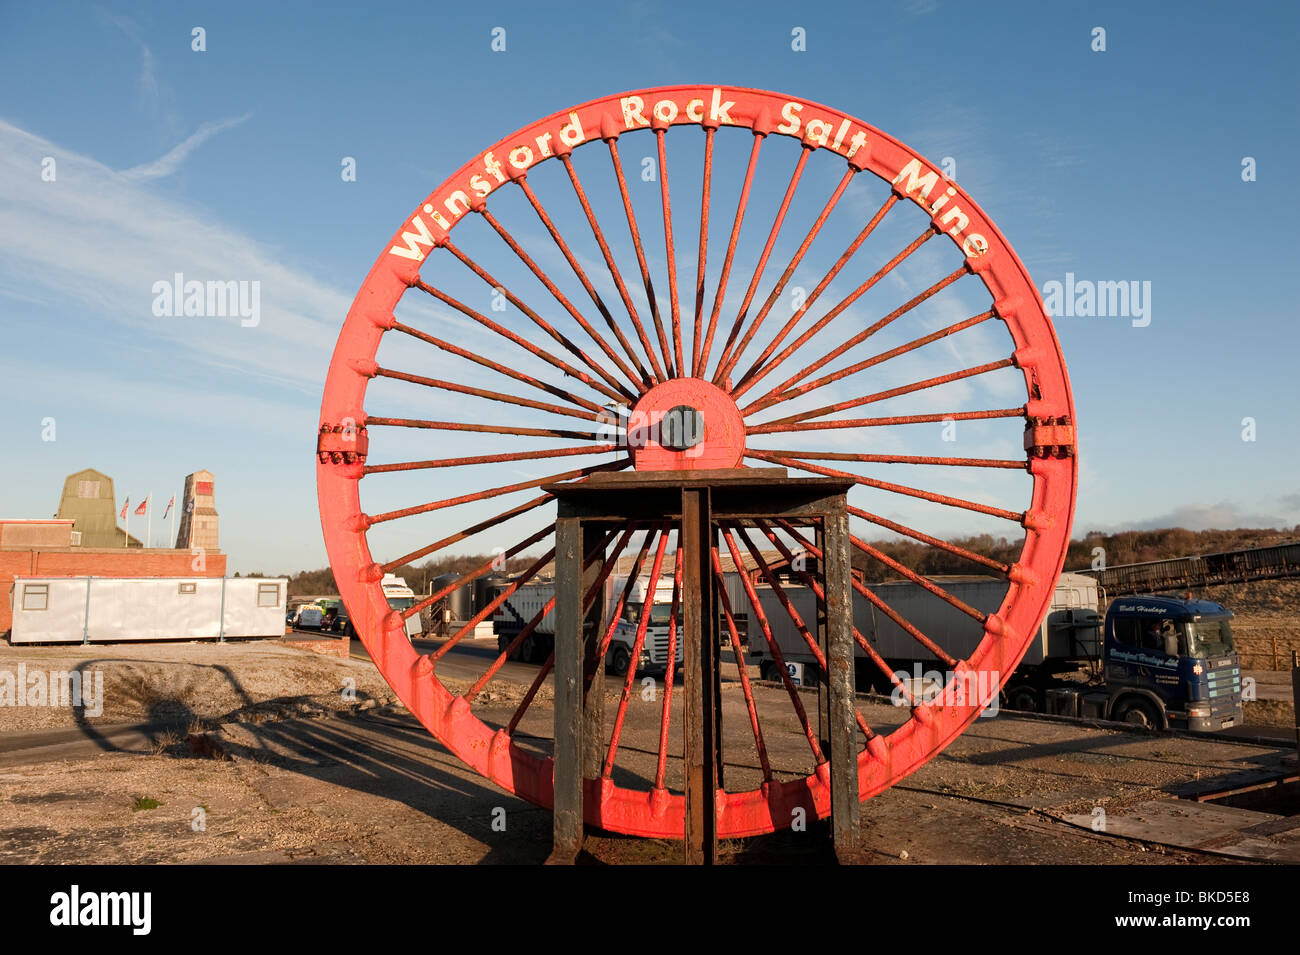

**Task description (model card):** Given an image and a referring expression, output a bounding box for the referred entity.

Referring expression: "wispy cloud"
[122,113,254,181]
[100,10,161,113]
[0,119,349,392]
[1124,502,1289,532]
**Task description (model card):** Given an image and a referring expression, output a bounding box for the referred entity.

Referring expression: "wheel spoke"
[364,445,617,475]
[747,406,1025,435]
[374,364,610,423]
[731,227,938,400]
[391,319,610,415]
[742,263,967,404]
[755,520,897,718]
[439,240,638,401]
[557,153,668,383]
[748,448,1024,470]
[407,524,553,623]
[477,203,652,392]
[734,192,898,391]
[845,503,1010,574]
[690,128,714,377]
[698,132,762,377]
[728,523,827,672]
[380,493,554,573]
[507,654,554,735]
[653,535,683,791]
[603,529,671,778]
[365,416,613,441]
[720,526,824,765]
[711,550,772,782]
[433,548,557,663]
[411,278,627,405]
[606,138,676,377]
[714,165,858,386]
[743,308,998,416]
[367,458,630,526]
[654,127,686,376]
[772,519,959,670]
[745,449,1025,524]
[592,527,663,668]
[756,358,1017,428]
[466,525,629,698]
[713,146,813,384]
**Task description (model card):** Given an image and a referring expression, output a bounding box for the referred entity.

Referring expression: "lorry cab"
[380,573,424,640]
[1104,595,1242,731]
[611,597,691,680]
[605,577,685,677]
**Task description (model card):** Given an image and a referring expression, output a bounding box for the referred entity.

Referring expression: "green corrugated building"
[55,468,140,548]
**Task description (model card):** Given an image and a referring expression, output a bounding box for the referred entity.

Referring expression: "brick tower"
[175,470,219,551]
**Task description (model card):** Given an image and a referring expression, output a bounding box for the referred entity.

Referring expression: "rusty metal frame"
[546,471,857,861]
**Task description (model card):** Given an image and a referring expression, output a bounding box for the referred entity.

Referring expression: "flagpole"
[147,492,152,550]
[170,492,177,549]
[123,499,129,548]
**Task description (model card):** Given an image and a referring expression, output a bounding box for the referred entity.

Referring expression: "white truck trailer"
[8,576,289,644]
[493,573,692,673]
[747,573,1102,693]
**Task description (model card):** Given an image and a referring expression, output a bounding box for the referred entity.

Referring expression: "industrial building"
[1,467,227,635]
[54,468,140,548]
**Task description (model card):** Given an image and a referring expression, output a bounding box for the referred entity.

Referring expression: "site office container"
[7,576,289,643]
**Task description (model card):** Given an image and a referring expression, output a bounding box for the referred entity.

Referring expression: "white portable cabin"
[8,576,289,644]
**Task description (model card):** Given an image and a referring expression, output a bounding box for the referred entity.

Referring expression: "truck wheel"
[1115,697,1162,730]
[1006,686,1039,713]
[497,634,514,659]
[609,646,631,677]
[761,661,783,683]
[521,633,538,664]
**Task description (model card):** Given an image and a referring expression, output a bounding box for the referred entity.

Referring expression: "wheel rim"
[317,85,1077,839]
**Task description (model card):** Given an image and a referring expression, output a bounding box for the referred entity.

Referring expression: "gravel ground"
[0,640,400,732]
[0,638,1292,864]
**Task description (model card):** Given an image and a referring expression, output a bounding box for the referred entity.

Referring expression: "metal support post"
[682,486,720,865]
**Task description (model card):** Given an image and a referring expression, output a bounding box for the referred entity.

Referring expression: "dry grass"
[1243,698,1296,729]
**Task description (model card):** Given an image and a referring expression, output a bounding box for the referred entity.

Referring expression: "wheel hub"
[628,377,745,470]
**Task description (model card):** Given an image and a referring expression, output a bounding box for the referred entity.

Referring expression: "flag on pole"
[120,498,129,520]
[135,499,148,516]
[163,496,175,519]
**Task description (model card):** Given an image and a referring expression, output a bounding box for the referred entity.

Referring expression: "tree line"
[261,525,1300,596]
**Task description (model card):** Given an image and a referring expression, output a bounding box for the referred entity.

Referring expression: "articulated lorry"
[492,574,685,675]
[748,573,1243,732]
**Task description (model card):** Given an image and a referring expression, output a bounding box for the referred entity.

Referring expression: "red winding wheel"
[316,86,1077,838]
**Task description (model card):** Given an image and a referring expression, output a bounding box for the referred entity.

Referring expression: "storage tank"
[433,573,473,622]
[474,574,511,616]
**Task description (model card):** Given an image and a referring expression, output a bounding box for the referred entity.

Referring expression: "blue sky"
[1,0,1297,575]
